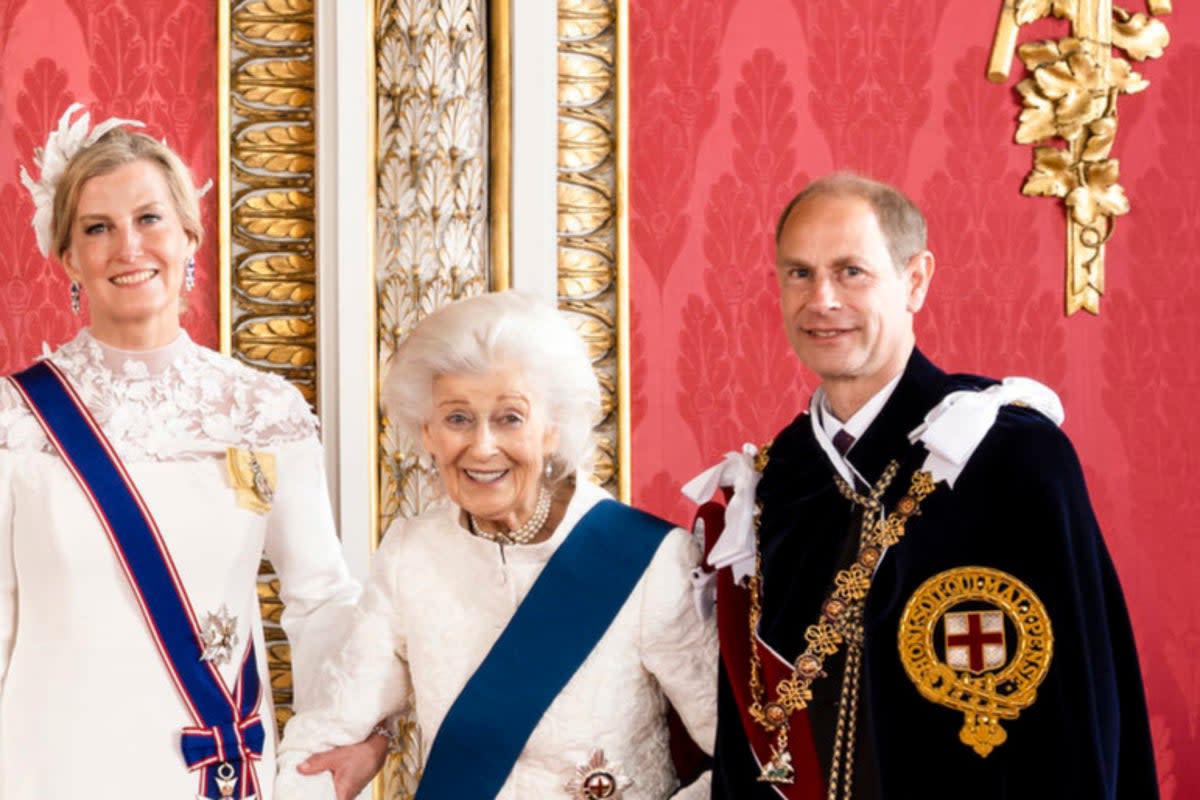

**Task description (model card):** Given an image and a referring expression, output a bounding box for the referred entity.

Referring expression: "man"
[699,173,1158,798]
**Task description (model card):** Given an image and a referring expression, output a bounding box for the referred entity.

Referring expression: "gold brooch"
[226,448,276,514]
[898,567,1053,757]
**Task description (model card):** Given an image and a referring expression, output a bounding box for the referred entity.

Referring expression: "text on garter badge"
[897,566,1053,757]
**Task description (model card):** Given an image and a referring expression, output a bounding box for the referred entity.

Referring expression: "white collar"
[81,328,192,378]
[811,372,903,486]
[818,371,902,440]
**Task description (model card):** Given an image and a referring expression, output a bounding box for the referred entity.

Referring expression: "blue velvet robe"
[711,349,1158,799]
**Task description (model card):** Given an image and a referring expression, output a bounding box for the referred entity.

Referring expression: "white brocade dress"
[0,330,360,800]
[275,479,718,800]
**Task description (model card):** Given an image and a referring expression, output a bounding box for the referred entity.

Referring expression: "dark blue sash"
[414,498,674,799]
[9,361,264,799]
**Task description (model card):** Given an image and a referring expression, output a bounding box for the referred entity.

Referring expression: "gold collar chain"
[747,460,938,787]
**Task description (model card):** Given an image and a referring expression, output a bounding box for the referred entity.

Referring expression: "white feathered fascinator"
[18,103,147,258]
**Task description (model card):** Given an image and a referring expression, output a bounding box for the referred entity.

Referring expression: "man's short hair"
[774,172,927,270]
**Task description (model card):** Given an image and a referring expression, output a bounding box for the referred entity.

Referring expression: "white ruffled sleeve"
[274,520,413,800]
[262,435,361,711]
[638,528,719,798]
[0,450,15,702]
[0,381,30,706]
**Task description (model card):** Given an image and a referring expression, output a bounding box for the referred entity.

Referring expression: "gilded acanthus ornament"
[989,0,1171,315]
[558,0,621,495]
[220,0,319,741]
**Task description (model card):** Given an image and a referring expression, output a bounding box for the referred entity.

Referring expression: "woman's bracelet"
[372,721,403,754]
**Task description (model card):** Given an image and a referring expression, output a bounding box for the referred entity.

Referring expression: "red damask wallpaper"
[0,0,218,372]
[630,2,1200,795]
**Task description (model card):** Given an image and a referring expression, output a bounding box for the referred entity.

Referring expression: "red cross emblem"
[944,610,1006,674]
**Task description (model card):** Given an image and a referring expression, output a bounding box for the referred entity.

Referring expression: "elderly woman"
[276,291,717,799]
[0,106,367,799]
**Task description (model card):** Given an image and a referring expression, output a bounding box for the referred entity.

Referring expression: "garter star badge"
[898,567,1053,757]
[565,749,631,799]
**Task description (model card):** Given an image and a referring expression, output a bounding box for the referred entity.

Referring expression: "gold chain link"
[746,460,938,754]
[827,614,864,800]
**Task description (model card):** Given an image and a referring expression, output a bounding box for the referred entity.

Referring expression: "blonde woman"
[0,107,375,799]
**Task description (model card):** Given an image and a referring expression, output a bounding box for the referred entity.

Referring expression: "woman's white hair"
[382,290,601,480]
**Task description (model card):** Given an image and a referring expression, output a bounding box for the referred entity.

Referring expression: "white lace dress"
[275,479,718,800]
[0,329,360,800]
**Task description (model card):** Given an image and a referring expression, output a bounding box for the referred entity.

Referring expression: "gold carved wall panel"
[558,0,624,497]
[989,0,1172,315]
[374,0,492,534]
[219,0,318,735]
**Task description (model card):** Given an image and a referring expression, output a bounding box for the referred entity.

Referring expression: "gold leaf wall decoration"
[989,0,1171,315]
[558,0,622,497]
[222,0,319,738]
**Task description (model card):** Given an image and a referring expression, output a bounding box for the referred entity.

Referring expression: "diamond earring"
[69,281,81,315]
[184,257,196,292]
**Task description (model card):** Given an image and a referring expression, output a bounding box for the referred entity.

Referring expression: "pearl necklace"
[469,484,553,545]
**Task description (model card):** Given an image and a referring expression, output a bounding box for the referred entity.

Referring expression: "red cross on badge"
[944,610,1006,674]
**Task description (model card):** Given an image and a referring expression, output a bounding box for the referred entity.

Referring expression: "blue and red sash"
[415,499,673,799]
[9,361,264,799]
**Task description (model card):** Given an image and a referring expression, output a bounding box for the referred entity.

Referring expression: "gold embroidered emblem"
[226,448,276,514]
[898,567,1053,757]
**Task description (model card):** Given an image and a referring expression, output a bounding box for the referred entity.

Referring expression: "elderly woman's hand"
[295,732,390,800]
